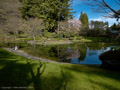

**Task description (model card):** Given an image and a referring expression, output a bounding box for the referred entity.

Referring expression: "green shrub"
[99,50,120,63]
[53,33,64,38]
[64,32,72,38]
[44,31,55,38]
[99,50,120,69]
[73,36,78,41]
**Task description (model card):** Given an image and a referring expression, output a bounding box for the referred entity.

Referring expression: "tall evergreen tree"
[111,23,117,30]
[79,11,89,28]
[20,0,74,32]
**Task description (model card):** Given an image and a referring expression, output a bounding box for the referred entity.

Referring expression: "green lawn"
[0,48,120,90]
[83,37,115,42]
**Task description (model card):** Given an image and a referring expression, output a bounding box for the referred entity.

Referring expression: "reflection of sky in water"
[24,43,120,65]
[67,46,71,52]
[71,47,112,64]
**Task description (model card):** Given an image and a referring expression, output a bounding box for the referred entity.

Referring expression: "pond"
[16,42,120,65]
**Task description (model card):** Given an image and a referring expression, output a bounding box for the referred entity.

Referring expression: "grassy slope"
[0,48,120,90]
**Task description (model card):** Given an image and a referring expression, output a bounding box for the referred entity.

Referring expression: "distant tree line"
[79,11,110,37]
[90,21,109,30]
[111,23,120,31]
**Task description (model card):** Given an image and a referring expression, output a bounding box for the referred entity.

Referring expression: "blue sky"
[72,0,119,26]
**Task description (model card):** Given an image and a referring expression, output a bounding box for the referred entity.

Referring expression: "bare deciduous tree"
[23,18,44,41]
[0,0,22,43]
[85,0,120,22]
[6,17,22,40]
[58,20,81,38]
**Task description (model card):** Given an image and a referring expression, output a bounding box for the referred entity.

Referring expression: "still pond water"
[19,42,120,65]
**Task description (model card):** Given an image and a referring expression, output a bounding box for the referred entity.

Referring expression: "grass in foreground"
[0,48,120,90]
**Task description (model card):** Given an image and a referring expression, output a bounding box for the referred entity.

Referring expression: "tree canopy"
[20,0,74,32]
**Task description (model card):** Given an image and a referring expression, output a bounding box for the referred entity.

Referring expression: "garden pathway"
[4,48,60,63]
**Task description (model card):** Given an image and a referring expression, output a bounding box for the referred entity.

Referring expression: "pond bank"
[4,48,102,66]
[4,48,68,64]
[4,48,58,63]
[27,40,73,45]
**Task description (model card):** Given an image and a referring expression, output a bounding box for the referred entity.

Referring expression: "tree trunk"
[33,35,36,41]
[57,45,60,56]
[58,23,60,35]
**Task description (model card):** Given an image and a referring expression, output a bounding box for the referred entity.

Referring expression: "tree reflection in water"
[21,42,120,65]
[60,49,80,62]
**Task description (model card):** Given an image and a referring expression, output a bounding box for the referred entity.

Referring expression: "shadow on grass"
[0,49,72,90]
[27,60,46,90]
[0,50,32,89]
[65,65,120,90]
[0,49,47,90]
[55,66,72,90]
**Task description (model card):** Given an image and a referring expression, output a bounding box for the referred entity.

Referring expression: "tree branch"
[102,0,120,15]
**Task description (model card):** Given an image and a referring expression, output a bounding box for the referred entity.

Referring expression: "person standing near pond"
[14,46,18,50]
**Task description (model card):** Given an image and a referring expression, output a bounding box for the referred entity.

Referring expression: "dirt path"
[4,48,60,63]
